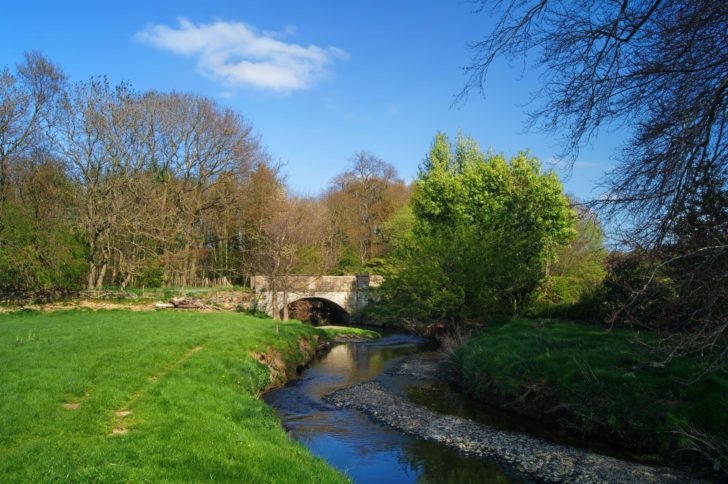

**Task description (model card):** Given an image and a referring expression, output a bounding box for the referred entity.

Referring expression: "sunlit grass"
[320,326,381,340]
[0,309,347,482]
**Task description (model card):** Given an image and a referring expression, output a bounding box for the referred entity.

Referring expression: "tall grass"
[453,319,728,470]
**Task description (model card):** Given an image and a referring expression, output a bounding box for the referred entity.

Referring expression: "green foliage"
[0,201,87,293]
[378,230,471,323]
[333,246,363,275]
[578,252,679,328]
[0,157,86,294]
[363,257,387,274]
[319,326,381,340]
[135,260,164,288]
[236,306,272,319]
[0,310,345,482]
[453,319,728,466]
[292,244,325,274]
[379,205,415,249]
[529,205,608,316]
[378,132,576,324]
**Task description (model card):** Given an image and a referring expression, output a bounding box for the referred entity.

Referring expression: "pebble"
[324,381,698,483]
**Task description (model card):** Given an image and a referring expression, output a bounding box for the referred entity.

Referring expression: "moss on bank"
[452,319,728,471]
[318,325,381,341]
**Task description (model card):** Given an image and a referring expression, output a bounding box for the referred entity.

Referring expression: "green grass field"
[453,319,728,466]
[0,309,350,482]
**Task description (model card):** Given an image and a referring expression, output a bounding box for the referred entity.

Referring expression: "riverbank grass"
[317,325,381,340]
[453,318,728,466]
[0,309,349,482]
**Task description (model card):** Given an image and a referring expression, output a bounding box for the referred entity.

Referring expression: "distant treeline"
[0,52,410,293]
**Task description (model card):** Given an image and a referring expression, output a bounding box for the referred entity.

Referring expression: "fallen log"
[169,297,205,309]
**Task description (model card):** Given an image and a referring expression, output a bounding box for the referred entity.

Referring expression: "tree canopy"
[0,52,412,296]
[379,132,575,324]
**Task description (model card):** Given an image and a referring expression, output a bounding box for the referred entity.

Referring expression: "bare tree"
[457,3,728,410]
[1,52,281,294]
[460,0,727,245]
[88,91,267,288]
[248,195,311,321]
[145,93,261,286]
[0,52,65,204]
[329,151,407,267]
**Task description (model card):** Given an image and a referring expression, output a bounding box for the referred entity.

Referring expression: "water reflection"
[405,440,517,484]
[405,381,649,464]
[263,335,516,483]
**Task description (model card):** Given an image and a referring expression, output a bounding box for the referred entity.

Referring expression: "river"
[264,332,694,484]
[263,334,516,482]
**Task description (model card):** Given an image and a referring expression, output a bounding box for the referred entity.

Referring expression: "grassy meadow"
[0,309,349,482]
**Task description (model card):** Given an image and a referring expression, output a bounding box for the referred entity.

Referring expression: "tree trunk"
[0,154,8,206]
[87,262,97,290]
[282,276,289,322]
[95,261,107,290]
[120,272,132,290]
[188,251,197,288]
[110,253,118,286]
[270,279,278,320]
[181,242,190,287]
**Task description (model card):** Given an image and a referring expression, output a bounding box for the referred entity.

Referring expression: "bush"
[596,252,676,328]
[0,202,86,293]
[236,306,271,319]
[135,261,164,288]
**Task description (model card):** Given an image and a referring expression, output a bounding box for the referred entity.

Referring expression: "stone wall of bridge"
[250,274,382,319]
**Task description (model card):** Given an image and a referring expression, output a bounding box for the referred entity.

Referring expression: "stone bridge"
[250,274,382,323]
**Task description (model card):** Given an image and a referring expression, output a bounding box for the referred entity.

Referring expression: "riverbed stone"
[386,351,449,380]
[325,381,696,483]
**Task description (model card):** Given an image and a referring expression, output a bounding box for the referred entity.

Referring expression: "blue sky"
[1,0,624,200]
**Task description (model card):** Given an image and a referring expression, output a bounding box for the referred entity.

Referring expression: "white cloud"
[135,18,347,92]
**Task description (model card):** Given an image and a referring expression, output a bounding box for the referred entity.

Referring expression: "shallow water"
[263,334,516,483]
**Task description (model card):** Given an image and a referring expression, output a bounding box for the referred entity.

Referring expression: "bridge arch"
[283,296,350,325]
[251,274,382,320]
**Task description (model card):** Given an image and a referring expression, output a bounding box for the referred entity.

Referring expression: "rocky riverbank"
[325,380,694,483]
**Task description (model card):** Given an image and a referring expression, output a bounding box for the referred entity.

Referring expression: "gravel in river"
[325,380,695,483]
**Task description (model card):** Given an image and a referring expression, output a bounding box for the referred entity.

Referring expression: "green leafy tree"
[380,132,575,324]
[534,201,608,310]
[0,157,86,293]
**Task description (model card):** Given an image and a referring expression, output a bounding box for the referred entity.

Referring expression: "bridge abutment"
[250,274,381,322]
